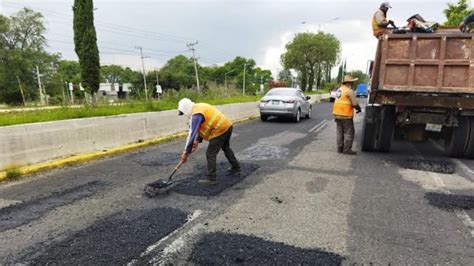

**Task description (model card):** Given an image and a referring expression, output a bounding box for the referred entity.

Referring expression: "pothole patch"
[127,151,181,167]
[171,163,259,197]
[190,232,345,265]
[237,144,289,161]
[22,207,188,265]
[425,192,474,212]
[0,181,106,232]
[400,159,455,174]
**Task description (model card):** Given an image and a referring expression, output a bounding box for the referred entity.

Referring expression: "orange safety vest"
[332,86,354,118]
[192,103,232,140]
[372,10,386,37]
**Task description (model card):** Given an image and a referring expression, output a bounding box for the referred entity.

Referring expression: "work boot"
[198,178,218,186]
[227,166,241,174]
[337,147,343,153]
[343,150,357,155]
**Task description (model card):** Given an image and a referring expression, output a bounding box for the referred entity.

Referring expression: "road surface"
[1,101,473,264]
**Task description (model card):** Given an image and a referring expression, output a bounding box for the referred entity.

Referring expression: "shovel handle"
[175,160,184,170]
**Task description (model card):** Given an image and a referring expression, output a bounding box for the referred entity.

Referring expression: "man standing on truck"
[459,12,474,32]
[372,2,396,37]
[178,98,241,186]
[333,75,362,155]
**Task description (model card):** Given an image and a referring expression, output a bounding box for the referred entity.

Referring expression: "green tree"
[444,0,474,26]
[0,8,60,104]
[349,70,369,88]
[281,32,340,91]
[58,60,81,84]
[159,55,196,90]
[73,0,100,104]
[278,69,292,82]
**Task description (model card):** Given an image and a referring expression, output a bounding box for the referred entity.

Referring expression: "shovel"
[144,160,184,197]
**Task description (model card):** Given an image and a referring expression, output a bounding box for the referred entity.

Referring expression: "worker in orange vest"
[372,2,395,38]
[178,98,240,185]
[333,75,362,155]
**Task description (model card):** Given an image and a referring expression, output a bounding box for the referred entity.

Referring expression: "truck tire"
[362,120,377,151]
[445,116,470,158]
[377,106,396,152]
[462,117,474,159]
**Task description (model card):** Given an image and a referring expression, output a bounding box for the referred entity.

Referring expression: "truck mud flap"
[361,105,380,152]
[445,116,470,158]
[377,106,396,152]
[462,117,474,159]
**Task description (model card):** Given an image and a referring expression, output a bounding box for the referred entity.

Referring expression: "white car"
[259,88,312,123]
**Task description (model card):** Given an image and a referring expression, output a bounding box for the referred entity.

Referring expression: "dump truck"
[362,29,474,158]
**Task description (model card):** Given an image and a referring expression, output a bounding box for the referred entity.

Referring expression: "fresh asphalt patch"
[425,192,474,212]
[127,151,181,167]
[22,207,188,265]
[171,163,259,197]
[190,232,345,265]
[0,181,105,232]
[399,159,456,174]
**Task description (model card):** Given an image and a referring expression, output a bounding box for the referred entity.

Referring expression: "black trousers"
[206,126,240,180]
[335,119,355,152]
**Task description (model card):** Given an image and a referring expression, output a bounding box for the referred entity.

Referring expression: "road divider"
[0,94,329,181]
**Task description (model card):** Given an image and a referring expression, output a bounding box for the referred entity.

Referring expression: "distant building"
[98,82,131,100]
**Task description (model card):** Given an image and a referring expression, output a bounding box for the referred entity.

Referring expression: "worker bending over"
[178,98,241,186]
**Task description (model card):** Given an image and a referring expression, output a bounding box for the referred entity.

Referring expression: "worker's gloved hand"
[459,22,466,32]
[388,20,396,27]
[181,151,189,163]
[191,140,199,153]
[355,106,362,114]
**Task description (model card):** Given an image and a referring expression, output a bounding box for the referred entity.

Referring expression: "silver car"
[259,88,312,122]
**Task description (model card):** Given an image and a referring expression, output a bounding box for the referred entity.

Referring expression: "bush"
[6,168,22,180]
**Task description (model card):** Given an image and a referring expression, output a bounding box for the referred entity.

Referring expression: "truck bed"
[371,30,474,95]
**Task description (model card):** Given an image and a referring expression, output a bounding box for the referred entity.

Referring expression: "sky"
[1,0,452,77]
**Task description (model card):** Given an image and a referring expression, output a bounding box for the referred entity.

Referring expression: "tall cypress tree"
[73,0,100,105]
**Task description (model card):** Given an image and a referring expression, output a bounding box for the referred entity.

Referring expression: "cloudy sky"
[1,0,452,77]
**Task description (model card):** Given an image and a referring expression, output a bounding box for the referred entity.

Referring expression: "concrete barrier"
[0,94,329,171]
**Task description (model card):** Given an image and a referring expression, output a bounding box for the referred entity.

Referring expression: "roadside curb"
[0,115,258,182]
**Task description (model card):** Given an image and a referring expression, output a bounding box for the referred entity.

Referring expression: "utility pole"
[16,75,26,105]
[36,65,45,105]
[224,69,235,95]
[187,41,201,92]
[135,46,149,101]
[243,64,248,96]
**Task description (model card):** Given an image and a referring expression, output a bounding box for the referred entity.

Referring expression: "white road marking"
[309,120,328,133]
[127,209,202,266]
[152,223,204,265]
[412,145,474,237]
[429,139,474,177]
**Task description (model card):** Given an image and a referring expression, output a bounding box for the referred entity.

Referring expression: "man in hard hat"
[178,98,240,185]
[333,75,362,155]
[372,2,396,38]
[459,12,474,32]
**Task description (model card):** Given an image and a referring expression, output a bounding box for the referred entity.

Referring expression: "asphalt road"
[1,100,473,265]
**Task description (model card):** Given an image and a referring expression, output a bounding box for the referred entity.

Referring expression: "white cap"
[381,2,392,8]
[178,98,194,117]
